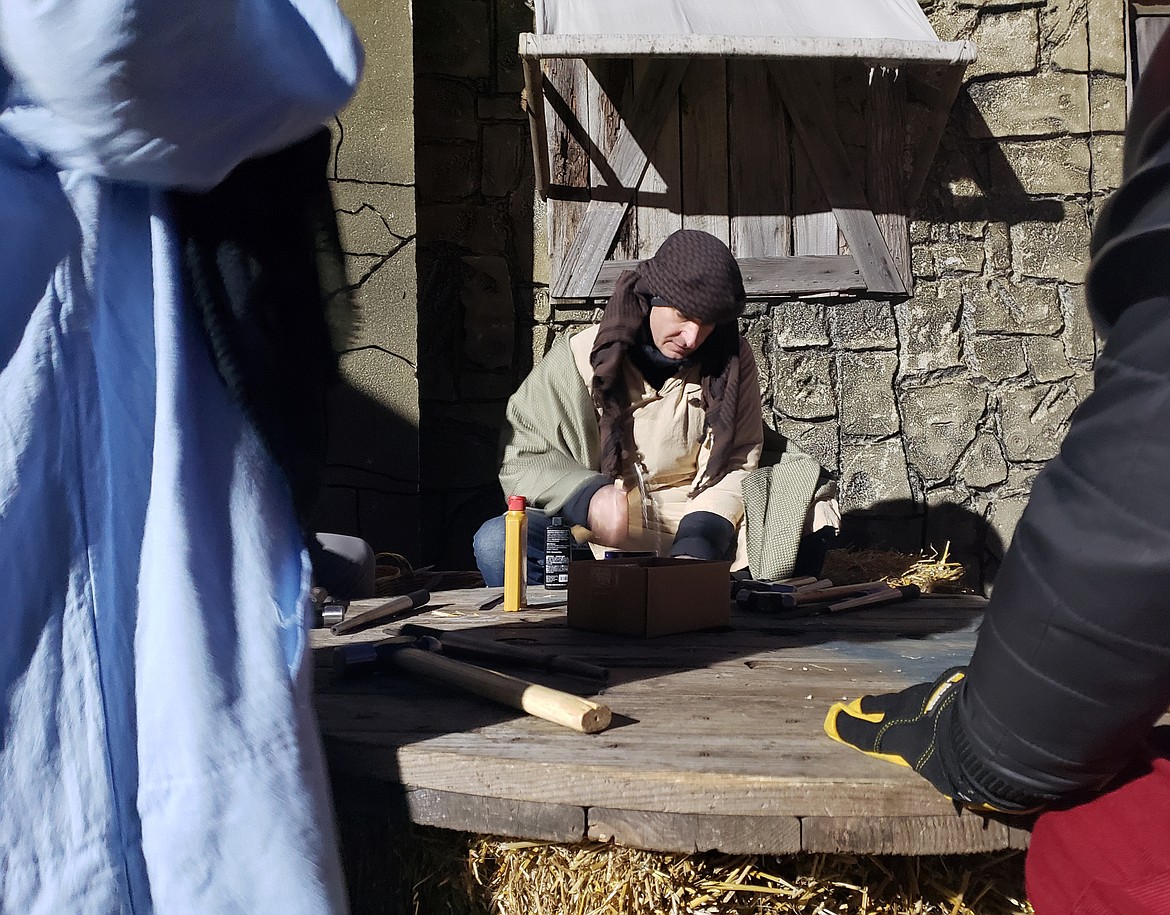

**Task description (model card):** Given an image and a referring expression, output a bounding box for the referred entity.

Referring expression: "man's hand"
[824,667,1041,814]
[587,480,629,547]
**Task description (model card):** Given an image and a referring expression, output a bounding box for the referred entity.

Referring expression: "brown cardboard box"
[566,557,731,637]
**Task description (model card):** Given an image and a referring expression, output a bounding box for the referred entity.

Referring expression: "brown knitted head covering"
[590,230,747,496]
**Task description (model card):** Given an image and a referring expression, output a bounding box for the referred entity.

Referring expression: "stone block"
[1010,201,1091,283]
[1090,75,1127,134]
[926,4,978,42]
[967,9,1038,78]
[838,353,899,438]
[1071,372,1095,403]
[994,137,1091,196]
[984,222,1012,276]
[773,302,830,348]
[934,239,985,275]
[417,203,508,255]
[911,244,935,278]
[414,0,491,79]
[1024,335,1074,382]
[416,78,478,141]
[999,384,1078,461]
[970,337,1027,382]
[966,73,1089,138]
[910,220,931,244]
[334,186,417,257]
[987,495,1030,555]
[347,241,419,355]
[771,351,836,421]
[774,419,839,474]
[333,346,420,458]
[743,321,771,403]
[420,401,508,489]
[901,383,987,483]
[478,94,526,121]
[829,300,897,350]
[957,432,1009,489]
[1088,0,1127,75]
[336,0,415,185]
[840,439,914,514]
[417,143,478,201]
[1059,284,1098,364]
[461,256,515,370]
[532,288,552,323]
[482,124,525,198]
[1042,0,1088,72]
[1090,133,1125,193]
[496,0,533,92]
[896,281,962,376]
[969,278,1063,335]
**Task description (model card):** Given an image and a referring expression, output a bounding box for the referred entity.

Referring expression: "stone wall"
[413,0,1125,586]
[414,0,536,570]
[314,0,421,561]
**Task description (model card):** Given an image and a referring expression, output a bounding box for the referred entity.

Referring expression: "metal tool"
[332,636,612,733]
[330,589,430,636]
[399,623,609,680]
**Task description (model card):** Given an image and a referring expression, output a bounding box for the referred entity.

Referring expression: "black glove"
[824,667,1040,814]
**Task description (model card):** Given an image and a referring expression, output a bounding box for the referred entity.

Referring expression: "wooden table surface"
[313,586,1029,855]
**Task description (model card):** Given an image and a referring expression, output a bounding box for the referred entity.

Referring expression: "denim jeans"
[473,510,558,586]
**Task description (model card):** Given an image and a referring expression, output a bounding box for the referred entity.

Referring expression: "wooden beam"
[552,58,690,298]
[634,58,682,257]
[770,60,906,296]
[522,55,551,199]
[866,68,912,290]
[520,33,977,66]
[545,58,590,286]
[801,815,1018,855]
[589,808,802,855]
[592,255,864,297]
[587,58,638,259]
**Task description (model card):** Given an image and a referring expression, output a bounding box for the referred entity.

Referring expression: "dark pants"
[473,511,592,586]
[309,532,375,600]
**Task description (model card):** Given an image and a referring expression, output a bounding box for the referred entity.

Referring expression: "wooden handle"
[389,647,612,733]
[331,589,430,636]
[829,584,921,612]
[400,624,610,680]
[792,580,888,605]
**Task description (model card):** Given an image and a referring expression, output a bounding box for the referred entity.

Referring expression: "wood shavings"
[822,543,970,594]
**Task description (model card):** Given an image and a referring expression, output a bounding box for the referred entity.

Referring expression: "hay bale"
[345,824,1032,915]
[822,544,968,594]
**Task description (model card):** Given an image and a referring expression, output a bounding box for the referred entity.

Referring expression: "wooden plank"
[589,808,802,854]
[520,34,978,66]
[728,60,791,259]
[789,61,837,257]
[866,68,911,290]
[522,55,551,199]
[592,255,863,297]
[405,787,586,842]
[679,58,730,243]
[801,815,1015,855]
[586,58,638,259]
[552,58,690,297]
[634,57,682,258]
[545,58,590,279]
[770,60,906,295]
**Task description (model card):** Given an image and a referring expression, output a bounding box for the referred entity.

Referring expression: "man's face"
[648,305,715,360]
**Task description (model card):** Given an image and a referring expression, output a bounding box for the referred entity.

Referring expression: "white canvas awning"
[526,0,975,66]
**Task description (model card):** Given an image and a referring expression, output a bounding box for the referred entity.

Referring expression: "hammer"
[333,636,612,734]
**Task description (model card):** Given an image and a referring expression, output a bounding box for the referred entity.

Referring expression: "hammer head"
[332,634,442,679]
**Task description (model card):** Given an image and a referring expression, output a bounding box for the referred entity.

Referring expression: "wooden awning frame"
[520,33,976,300]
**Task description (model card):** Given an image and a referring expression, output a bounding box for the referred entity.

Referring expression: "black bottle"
[544,517,571,589]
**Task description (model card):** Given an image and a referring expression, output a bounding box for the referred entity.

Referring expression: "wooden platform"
[313,586,1029,856]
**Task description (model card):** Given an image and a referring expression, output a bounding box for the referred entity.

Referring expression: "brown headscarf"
[590,230,747,496]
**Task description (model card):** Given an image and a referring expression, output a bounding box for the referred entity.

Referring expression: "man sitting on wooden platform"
[474,230,771,584]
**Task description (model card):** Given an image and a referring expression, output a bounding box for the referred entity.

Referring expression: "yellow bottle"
[503,495,528,612]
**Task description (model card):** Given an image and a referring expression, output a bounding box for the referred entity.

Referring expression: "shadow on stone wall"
[837,498,1006,595]
[311,379,423,564]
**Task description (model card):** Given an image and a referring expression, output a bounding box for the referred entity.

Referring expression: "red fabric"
[1026,730,1170,915]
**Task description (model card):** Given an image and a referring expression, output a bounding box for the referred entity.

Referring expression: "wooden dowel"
[331,589,430,636]
[790,581,888,606]
[389,648,612,734]
[795,578,834,593]
[829,584,921,612]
